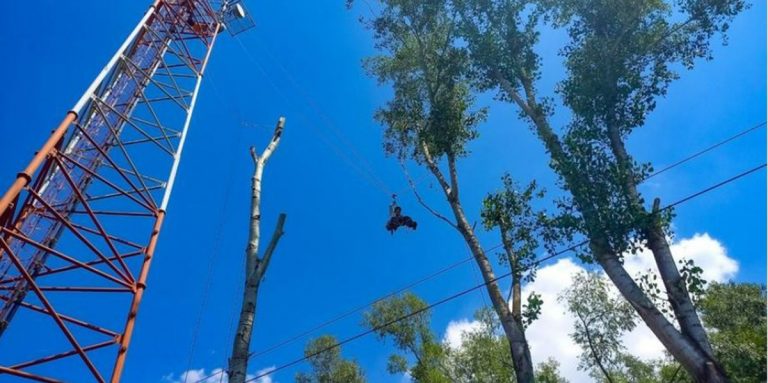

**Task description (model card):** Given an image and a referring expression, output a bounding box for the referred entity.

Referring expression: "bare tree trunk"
[451,201,534,383]
[228,118,287,383]
[495,75,728,382]
[416,143,535,383]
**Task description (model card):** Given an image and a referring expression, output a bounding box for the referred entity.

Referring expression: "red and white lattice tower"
[0,1,253,381]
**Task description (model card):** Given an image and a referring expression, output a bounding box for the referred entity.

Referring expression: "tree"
[363,293,568,383]
[453,0,745,380]
[535,358,569,383]
[560,271,637,382]
[228,118,287,383]
[446,307,574,383]
[699,282,767,382]
[561,278,766,383]
[481,175,553,328]
[361,1,535,380]
[363,293,451,382]
[445,307,515,383]
[295,335,366,383]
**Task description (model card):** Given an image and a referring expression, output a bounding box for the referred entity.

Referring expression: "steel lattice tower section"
[0,1,246,381]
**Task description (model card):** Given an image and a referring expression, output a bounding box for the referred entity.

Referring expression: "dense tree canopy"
[699,282,767,382]
[353,0,752,380]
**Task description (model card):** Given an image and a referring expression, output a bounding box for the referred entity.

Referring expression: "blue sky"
[0,1,764,382]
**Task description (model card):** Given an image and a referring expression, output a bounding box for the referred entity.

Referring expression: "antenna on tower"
[219,0,256,36]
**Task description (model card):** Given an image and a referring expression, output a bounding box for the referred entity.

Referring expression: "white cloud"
[523,258,590,381]
[442,319,484,349]
[253,367,276,383]
[623,233,738,283]
[163,366,274,383]
[443,233,738,382]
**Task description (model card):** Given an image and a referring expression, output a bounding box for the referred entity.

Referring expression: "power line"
[250,35,392,194]
[223,122,768,363]
[196,161,766,383]
[232,34,395,196]
[202,22,765,372]
[646,122,765,180]
[246,244,499,360]
[665,163,766,208]
[182,73,251,383]
[241,162,765,383]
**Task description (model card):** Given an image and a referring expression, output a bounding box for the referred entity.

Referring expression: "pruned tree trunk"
[497,75,728,382]
[500,230,522,322]
[606,126,716,361]
[416,143,535,383]
[228,117,287,383]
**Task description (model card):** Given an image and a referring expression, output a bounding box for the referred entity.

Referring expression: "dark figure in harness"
[386,195,417,234]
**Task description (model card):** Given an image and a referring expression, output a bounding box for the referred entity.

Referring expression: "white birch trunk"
[228,118,286,383]
[416,143,535,383]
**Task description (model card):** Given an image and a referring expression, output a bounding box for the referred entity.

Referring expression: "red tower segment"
[0,1,221,381]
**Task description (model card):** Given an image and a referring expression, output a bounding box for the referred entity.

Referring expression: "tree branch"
[576,311,615,383]
[500,229,520,316]
[258,117,286,166]
[255,213,287,281]
[495,71,533,117]
[665,364,683,383]
[250,146,259,165]
[446,153,460,202]
[400,160,458,230]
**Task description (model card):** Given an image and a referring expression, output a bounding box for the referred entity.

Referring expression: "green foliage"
[535,358,569,383]
[454,0,746,262]
[559,271,637,378]
[362,293,578,382]
[358,0,750,378]
[481,174,556,329]
[546,0,745,255]
[445,308,516,382]
[563,281,766,382]
[637,270,672,315]
[522,292,543,327]
[553,0,746,133]
[699,282,767,382]
[636,258,707,317]
[481,175,545,278]
[585,355,690,383]
[363,0,486,163]
[658,362,690,383]
[453,0,544,99]
[385,354,407,374]
[610,354,662,383]
[678,259,707,305]
[362,293,451,382]
[295,335,366,383]
[558,130,651,258]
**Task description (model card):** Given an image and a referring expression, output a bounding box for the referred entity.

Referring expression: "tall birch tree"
[452,0,744,380]
[228,118,287,383]
[360,1,535,380]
